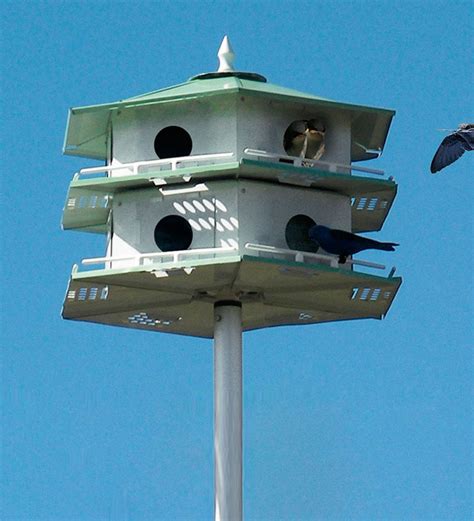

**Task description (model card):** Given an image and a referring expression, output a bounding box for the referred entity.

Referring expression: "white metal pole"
[214,301,243,521]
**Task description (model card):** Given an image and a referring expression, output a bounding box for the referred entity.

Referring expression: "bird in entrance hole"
[430,123,474,173]
[308,225,398,264]
[283,119,326,160]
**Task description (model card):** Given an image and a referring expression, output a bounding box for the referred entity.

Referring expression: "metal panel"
[62,161,397,234]
[237,179,350,253]
[63,107,112,159]
[62,256,401,338]
[62,187,111,233]
[110,180,239,269]
[111,98,237,173]
[237,98,352,164]
[351,188,397,232]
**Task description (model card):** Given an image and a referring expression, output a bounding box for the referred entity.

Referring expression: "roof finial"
[217,35,235,73]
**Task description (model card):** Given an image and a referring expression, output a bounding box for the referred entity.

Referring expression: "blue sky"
[1,1,472,520]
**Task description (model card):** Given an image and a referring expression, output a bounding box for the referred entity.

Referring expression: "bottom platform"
[62,255,402,338]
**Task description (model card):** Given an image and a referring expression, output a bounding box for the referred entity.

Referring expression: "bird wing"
[306,135,325,160]
[330,229,356,242]
[330,229,396,253]
[430,133,470,173]
[328,229,369,254]
[283,121,307,157]
[458,127,474,150]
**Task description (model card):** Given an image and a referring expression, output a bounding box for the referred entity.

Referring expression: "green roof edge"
[67,77,395,117]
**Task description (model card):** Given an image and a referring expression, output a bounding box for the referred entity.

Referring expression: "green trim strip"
[241,254,402,284]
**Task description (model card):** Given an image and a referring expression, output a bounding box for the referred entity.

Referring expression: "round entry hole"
[285,214,319,253]
[154,215,193,252]
[154,126,192,159]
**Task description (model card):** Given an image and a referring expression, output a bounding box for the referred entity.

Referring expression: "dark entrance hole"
[154,215,193,252]
[285,214,319,253]
[154,126,192,159]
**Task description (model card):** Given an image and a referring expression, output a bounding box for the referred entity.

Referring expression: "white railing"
[74,152,235,180]
[80,246,238,269]
[73,148,385,182]
[243,148,385,176]
[78,243,386,273]
[244,243,386,270]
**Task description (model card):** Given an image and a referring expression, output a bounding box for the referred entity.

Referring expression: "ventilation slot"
[72,286,109,302]
[127,312,179,327]
[367,197,378,211]
[352,196,386,211]
[352,287,387,302]
[67,195,109,210]
[370,288,381,301]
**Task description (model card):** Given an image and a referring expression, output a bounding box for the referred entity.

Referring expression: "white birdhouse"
[61,39,401,337]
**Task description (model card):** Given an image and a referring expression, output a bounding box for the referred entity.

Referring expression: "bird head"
[308,224,328,243]
[307,119,326,136]
[288,120,307,136]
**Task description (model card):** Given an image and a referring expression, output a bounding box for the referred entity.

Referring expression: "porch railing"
[243,148,385,176]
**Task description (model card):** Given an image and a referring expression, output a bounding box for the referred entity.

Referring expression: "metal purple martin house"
[61,37,402,520]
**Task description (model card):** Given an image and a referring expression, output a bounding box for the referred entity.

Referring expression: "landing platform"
[63,157,397,234]
[62,255,402,338]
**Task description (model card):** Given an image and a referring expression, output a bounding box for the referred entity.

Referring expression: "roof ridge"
[123,81,191,101]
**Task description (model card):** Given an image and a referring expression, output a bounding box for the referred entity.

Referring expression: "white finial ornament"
[217,35,235,72]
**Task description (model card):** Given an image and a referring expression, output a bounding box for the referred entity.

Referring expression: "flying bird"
[430,123,474,173]
[309,225,398,264]
[284,119,326,160]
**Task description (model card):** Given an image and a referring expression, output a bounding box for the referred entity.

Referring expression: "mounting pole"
[214,301,243,521]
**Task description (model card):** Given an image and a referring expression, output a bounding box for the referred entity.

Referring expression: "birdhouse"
[61,38,402,337]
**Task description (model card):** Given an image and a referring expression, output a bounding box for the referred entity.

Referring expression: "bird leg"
[300,133,309,159]
[313,143,325,161]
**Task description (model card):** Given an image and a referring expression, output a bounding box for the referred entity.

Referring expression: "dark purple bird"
[430,123,474,173]
[309,225,398,264]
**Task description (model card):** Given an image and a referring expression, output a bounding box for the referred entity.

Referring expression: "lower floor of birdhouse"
[62,254,402,338]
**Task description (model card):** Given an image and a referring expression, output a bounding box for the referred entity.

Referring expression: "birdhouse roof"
[63,74,395,160]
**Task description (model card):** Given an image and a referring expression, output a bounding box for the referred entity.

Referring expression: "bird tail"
[374,242,399,252]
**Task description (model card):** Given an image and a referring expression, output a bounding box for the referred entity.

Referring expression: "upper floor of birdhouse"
[63,42,394,175]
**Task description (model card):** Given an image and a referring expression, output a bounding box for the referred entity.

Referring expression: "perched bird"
[430,123,474,173]
[309,225,398,264]
[283,119,326,160]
